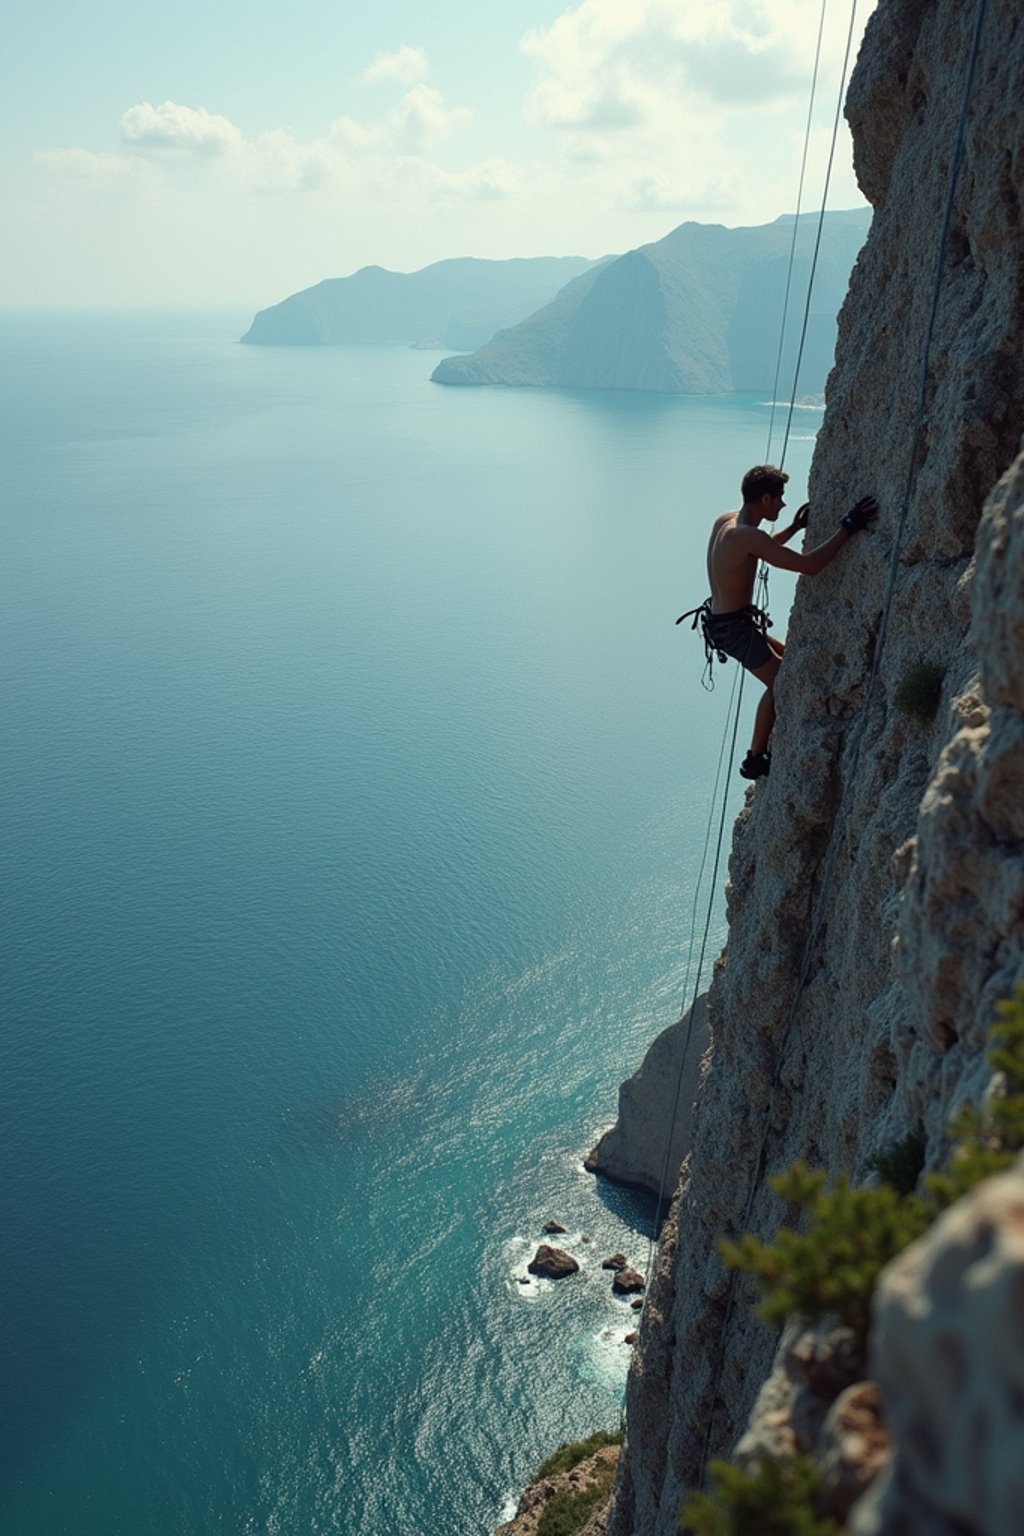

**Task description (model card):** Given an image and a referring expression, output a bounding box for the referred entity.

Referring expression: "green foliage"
[927,986,1024,1208]
[721,986,1024,1342]
[867,1132,927,1194]
[536,1453,619,1536]
[720,1162,931,1340]
[893,661,945,722]
[536,1430,623,1481]
[690,990,1024,1536]
[680,1456,838,1536]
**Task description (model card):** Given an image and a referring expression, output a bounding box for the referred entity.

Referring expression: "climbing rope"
[695,0,990,1486]
[765,0,830,467]
[775,0,863,473]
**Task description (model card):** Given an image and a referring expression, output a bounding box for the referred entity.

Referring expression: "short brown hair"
[741,465,789,502]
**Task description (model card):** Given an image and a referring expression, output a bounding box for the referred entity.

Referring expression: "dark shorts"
[703,607,774,672]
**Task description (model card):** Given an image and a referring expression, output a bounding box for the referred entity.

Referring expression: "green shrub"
[536,1430,623,1481]
[680,1455,838,1536]
[722,988,1024,1341]
[893,661,945,722]
[690,990,1024,1535]
[536,1453,619,1536]
[720,1163,931,1341]
[867,1132,927,1194]
[927,986,1024,1208]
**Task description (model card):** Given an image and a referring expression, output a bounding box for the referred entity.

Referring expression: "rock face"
[608,4,1024,1534]
[527,1245,579,1280]
[586,995,709,1198]
[432,210,869,395]
[241,256,596,349]
[850,1156,1024,1536]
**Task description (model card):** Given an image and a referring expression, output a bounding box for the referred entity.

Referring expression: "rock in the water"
[631,1298,644,1311]
[601,1253,627,1271]
[625,1332,639,1346]
[543,1221,567,1235]
[612,1267,645,1294]
[528,1244,579,1280]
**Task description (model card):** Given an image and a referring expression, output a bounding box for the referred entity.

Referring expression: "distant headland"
[241,209,871,397]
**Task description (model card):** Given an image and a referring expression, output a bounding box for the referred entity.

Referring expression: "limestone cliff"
[606,2,1024,1532]
[586,996,709,1199]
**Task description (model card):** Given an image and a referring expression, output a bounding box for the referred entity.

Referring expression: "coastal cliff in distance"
[576,2,1024,1533]
[240,256,598,350]
[432,210,870,396]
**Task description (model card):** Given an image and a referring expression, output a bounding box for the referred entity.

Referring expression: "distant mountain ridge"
[240,256,599,351]
[431,209,872,396]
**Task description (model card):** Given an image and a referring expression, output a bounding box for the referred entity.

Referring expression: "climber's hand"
[793,502,810,531]
[840,495,878,534]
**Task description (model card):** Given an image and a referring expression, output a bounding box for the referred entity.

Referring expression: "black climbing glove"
[840,495,878,534]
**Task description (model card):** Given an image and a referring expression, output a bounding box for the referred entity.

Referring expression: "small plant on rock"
[867,1131,927,1194]
[893,661,945,722]
[680,1455,838,1536]
[536,1450,619,1536]
[719,1164,930,1341]
[536,1429,623,1480]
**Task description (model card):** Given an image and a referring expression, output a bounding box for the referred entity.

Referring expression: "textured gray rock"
[608,4,1024,1533]
[432,211,869,395]
[848,1156,1024,1536]
[733,1320,866,1471]
[586,995,709,1198]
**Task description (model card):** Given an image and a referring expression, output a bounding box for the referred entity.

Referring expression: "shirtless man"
[705,464,878,780]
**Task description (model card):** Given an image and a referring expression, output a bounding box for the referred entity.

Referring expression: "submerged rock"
[543,1221,567,1235]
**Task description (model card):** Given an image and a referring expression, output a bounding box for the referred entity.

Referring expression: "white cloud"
[331,85,470,155]
[517,0,875,225]
[120,100,242,156]
[521,0,814,135]
[361,45,429,86]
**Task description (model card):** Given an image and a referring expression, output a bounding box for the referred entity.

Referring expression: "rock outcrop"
[432,210,870,396]
[586,995,709,1198]
[605,2,1024,1533]
[528,1245,579,1280]
[496,1445,621,1536]
[851,1155,1024,1536]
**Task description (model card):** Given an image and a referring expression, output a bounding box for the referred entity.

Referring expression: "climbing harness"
[676,600,773,691]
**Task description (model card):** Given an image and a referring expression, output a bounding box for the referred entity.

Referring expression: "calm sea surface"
[0,311,813,1536]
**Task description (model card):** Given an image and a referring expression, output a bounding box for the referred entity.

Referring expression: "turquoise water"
[0,312,812,1535]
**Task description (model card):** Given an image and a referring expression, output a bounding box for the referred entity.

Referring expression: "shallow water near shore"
[0,311,810,1535]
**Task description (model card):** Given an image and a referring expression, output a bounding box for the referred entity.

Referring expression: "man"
[704,464,878,780]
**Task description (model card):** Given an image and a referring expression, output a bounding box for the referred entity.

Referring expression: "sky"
[3,0,878,309]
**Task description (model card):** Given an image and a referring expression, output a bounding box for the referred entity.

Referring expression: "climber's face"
[762,492,785,522]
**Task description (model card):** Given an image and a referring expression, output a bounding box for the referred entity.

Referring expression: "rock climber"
[699,464,877,780]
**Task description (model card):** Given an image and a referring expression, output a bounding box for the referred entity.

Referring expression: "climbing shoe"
[739,750,771,780]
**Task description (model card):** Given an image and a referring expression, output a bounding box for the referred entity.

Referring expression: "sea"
[0,310,813,1536]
